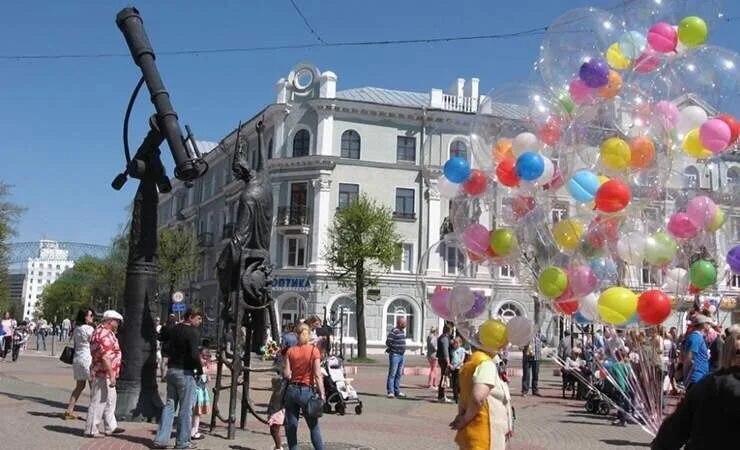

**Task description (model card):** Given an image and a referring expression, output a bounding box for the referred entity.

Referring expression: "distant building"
[17,240,75,319]
[7,271,26,317]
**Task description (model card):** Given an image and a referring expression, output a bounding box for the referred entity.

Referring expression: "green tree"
[325,195,401,359]
[158,227,198,319]
[0,181,25,314]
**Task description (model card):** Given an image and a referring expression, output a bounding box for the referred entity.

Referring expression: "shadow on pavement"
[0,390,86,413]
[558,420,608,427]
[43,424,84,437]
[600,439,650,447]
[228,446,258,450]
[29,410,70,419]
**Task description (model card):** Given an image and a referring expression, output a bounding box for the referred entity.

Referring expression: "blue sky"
[1,0,738,245]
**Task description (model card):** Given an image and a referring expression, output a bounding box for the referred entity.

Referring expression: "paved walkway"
[0,350,653,449]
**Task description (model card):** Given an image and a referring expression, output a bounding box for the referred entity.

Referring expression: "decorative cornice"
[312,177,332,193]
[267,156,336,172]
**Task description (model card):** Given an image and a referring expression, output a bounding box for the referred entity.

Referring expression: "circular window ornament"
[293,68,314,91]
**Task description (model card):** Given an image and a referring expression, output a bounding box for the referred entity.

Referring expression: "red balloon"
[717,114,739,144]
[586,216,621,248]
[512,195,536,219]
[496,158,520,187]
[538,119,562,146]
[637,289,672,325]
[463,169,488,196]
[554,289,579,315]
[594,179,631,213]
[688,284,703,295]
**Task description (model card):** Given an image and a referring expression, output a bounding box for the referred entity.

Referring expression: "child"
[191,348,211,440]
[449,337,466,403]
[266,329,297,450]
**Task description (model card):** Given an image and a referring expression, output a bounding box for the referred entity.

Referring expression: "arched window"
[293,129,310,157]
[330,296,356,339]
[727,166,739,186]
[683,166,699,189]
[450,140,468,160]
[340,130,361,159]
[278,294,308,328]
[385,298,416,341]
[495,301,525,323]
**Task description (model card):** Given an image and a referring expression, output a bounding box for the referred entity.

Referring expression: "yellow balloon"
[597,175,610,185]
[682,128,713,159]
[598,287,638,325]
[707,208,725,232]
[478,319,509,350]
[553,219,583,251]
[606,43,631,70]
[600,137,631,170]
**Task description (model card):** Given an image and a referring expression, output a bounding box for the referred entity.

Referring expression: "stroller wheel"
[336,403,346,416]
[355,404,363,415]
[323,402,333,414]
[598,402,610,415]
[585,400,595,413]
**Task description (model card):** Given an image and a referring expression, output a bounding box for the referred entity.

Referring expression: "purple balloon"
[568,265,598,296]
[728,245,740,274]
[579,58,610,88]
[464,291,488,319]
[462,223,490,256]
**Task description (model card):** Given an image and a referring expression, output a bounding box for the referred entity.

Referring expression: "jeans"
[284,384,324,450]
[450,368,460,402]
[36,332,46,351]
[437,359,449,400]
[386,352,404,395]
[522,359,540,394]
[154,368,196,449]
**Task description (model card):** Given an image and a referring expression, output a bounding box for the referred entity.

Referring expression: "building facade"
[158,63,739,353]
[19,240,75,320]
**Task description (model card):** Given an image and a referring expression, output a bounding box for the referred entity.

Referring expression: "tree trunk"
[355,264,367,359]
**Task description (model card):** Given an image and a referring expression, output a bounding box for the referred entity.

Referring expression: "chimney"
[275,78,289,104]
[320,71,337,99]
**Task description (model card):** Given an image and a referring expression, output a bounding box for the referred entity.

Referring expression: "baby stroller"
[584,377,611,416]
[322,355,363,415]
[10,322,30,362]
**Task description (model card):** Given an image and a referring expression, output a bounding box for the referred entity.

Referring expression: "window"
[293,129,310,157]
[396,136,416,162]
[331,296,356,339]
[285,237,307,268]
[499,265,514,278]
[394,188,415,218]
[730,274,740,289]
[641,264,658,285]
[445,244,466,276]
[385,298,416,341]
[644,207,660,224]
[340,130,361,159]
[268,138,274,160]
[683,166,699,189]
[338,183,359,209]
[728,167,739,186]
[732,216,740,241]
[279,295,308,328]
[495,301,524,322]
[551,204,568,223]
[393,243,414,272]
[55,265,60,270]
[450,140,468,160]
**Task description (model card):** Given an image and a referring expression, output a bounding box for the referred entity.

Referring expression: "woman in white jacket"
[63,308,95,420]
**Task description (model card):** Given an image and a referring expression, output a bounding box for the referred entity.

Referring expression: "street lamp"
[113,7,208,421]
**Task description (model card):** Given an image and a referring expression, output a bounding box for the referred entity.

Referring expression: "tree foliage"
[325,195,401,358]
[0,181,25,315]
[158,227,198,314]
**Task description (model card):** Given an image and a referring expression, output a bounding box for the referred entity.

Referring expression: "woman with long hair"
[283,323,325,450]
[426,326,439,389]
[62,308,95,420]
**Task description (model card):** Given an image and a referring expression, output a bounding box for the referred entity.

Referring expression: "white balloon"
[616,232,646,265]
[437,175,462,198]
[512,132,540,156]
[539,157,555,184]
[578,292,599,322]
[676,105,708,136]
[662,268,690,294]
[449,286,475,318]
[506,316,534,347]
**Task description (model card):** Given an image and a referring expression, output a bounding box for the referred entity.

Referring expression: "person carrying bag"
[283,323,326,450]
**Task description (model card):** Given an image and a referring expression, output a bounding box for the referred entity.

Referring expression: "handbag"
[305,345,324,418]
[59,345,74,365]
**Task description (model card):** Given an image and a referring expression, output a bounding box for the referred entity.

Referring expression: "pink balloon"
[685,196,717,229]
[699,119,732,154]
[655,100,679,130]
[569,79,594,105]
[635,50,660,73]
[462,223,490,255]
[430,286,453,320]
[667,212,699,239]
[567,265,597,296]
[647,22,677,53]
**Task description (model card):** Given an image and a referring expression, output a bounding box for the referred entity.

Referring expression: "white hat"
[102,310,124,322]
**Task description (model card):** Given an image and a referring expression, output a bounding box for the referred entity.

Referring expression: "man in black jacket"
[437,326,452,403]
[153,309,203,449]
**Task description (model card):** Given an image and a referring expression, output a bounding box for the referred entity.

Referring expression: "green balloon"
[678,16,708,48]
[557,92,575,115]
[538,266,569,298]
[644,232,678,266]
[690,260,717,289]
[490,229,518,256]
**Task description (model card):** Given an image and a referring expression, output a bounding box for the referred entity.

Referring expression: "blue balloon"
[574,311,591,325]
[589,256,618,282]
[515,152,545,181]
[618,30,646,59]
[567,170,600,203]
[617,312,640,328]
[444,157,471,183]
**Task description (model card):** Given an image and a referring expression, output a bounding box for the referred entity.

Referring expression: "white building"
[20,240,75,320]
[158,62,739,353]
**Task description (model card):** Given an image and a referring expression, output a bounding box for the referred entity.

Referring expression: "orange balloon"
[493,139,513,162]
[629,136,655,169]
[596,70,622,99]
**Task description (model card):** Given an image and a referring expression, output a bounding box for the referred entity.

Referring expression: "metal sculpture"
[211,120,279,438]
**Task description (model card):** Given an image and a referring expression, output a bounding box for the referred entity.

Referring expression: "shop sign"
[272,277,312,291]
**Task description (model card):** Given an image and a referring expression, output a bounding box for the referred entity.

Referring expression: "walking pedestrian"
[158,314,177,382]
[61,317,71,342]
[437,326,452,403]
[63,308,95,420]
[35,317,48,351]
[152,308,204,449]
[267,327,297,450]
[2,312,16,356]
[449,337,466,403]
[0,322,5,361]
[283,323,325,450]
[84,310,124,438]
[683,315,712,389]
[522,331,542,397]
[426,326,439,389]
[385,317,407,399]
